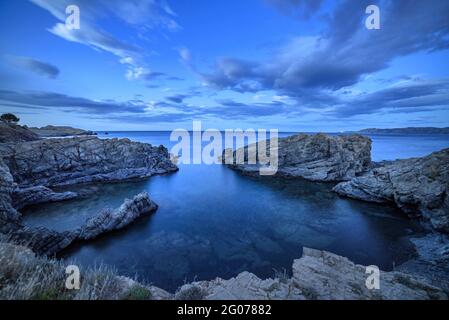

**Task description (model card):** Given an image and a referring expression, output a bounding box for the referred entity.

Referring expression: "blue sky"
[0,0,448,131]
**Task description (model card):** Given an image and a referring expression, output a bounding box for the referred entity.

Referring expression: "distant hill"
[358,127,449,134]
[29,125,96,137]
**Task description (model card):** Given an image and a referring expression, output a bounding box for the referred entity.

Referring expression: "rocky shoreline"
[1,124,448,299]
[0,124,178,255]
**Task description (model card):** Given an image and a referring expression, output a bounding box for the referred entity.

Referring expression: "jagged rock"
[186,272,304,300]
[0,136,178,187]
[333,149,449,232]
[0,158,19,221]
[12,186,78,210]
[169,247,446,300]
[0,121,39,143]
[223,133,371,182]
[77,192,157,240]
[291,248,447,300]
[29,125,96,137]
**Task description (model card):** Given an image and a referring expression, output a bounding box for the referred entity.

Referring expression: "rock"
[77,192,157,240]
[223,133,371,182]
[188,272,304,300]
[0,158,20,221]
[0,136,178,188]
[12,186,78,210]
[29,125,96,137]
[168,247,446,300]
[291,248,447,300]
[0,121,39,143]
[333,149,449,232]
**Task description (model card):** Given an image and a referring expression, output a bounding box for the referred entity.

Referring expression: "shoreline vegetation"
[1,120,449,299]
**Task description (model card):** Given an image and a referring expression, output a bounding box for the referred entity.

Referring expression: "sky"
[0,0,448,131]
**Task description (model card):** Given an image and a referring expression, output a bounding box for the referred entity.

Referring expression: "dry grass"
[0,236,149,300]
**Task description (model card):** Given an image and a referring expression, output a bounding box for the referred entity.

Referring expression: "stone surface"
[170,247,446,300]
[0,157,19,221]
[12,186,78,210]
[333,149,449,232]
[223,133,371,182]
[0,136,178,187]
[77,192,157,240]
[29,125,96,137]
[1,192,158,256]
[0,121,39,143]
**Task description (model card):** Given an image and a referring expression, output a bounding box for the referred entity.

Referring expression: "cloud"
[199,0,449,97]
[31,0,179,80]
[166,94,190,104]
[6,56,60,79]
[327,78,449,117]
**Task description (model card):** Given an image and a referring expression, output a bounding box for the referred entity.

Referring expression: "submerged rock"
[223,133,371,182]
[333,149,449,233]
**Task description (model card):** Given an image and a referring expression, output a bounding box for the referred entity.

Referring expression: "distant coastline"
[356,127,449,135]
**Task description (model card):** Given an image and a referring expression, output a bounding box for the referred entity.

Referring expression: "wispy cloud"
[5,55,60,79]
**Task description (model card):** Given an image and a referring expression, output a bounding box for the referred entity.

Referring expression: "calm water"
[23,132,449,291]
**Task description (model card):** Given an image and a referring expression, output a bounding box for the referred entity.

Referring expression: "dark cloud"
[200,0,449,97]
[166,94,190,104]
[7,56,60,79]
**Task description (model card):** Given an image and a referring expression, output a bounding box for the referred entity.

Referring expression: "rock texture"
[1,192,157,256]
[12,186,78,210]
[0,136,178,187]
[29,125,96,137]
[173,248,446,300]
[0,121,39,143]
[223,133,371,182]
[333,149,449,233]
[77,192,157,240]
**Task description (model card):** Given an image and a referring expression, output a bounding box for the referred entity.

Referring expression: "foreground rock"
[175,248,446,300]
[0,121,39,143]
[2,192,157,256]
[12,186,78,210]
[223,133,371,182]
[29,125,96,137]
[334,149,449,233]
[0,136,178,188]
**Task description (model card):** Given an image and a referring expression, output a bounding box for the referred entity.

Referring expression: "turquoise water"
[23,132,449,291]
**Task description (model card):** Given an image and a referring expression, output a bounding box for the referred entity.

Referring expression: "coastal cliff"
[334,149,449,233]
[223,133,371,182]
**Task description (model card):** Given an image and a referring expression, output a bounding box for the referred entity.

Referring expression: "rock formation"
[223,133,371,182]
[12,186,78,210]
[0,136,178,187]
[0,121,39,143]
[333,149,449,233]
[29,125,96,137]
[77,192,157,240]
[173,248,447,300]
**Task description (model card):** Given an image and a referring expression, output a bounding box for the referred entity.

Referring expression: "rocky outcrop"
[77,192,157,240]
[0,121,39,143]
[333,149,449,233]
[2,192,157,256]
[0,136,178,188]
[173,248,447,300]
[0,158,19,221]
[29,125,96,137]
[223,133,371,182]
[12,186,78,210]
